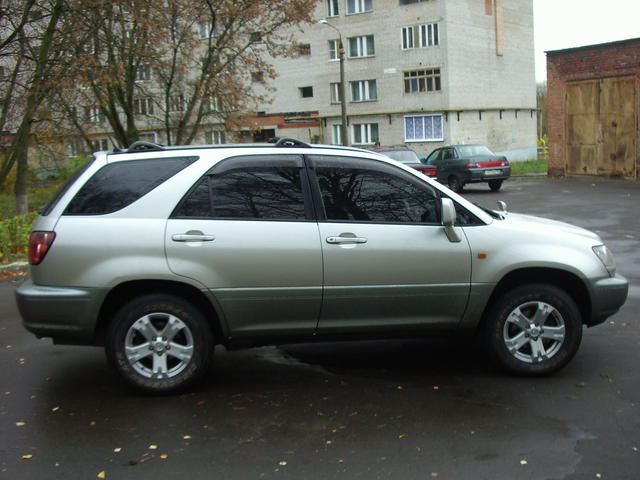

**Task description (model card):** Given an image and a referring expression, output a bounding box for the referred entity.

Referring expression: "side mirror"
[441,198,462,243]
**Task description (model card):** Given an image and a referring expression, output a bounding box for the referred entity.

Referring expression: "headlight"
[592,245,616,276]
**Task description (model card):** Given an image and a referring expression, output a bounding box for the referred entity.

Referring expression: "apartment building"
[253,0,536,155]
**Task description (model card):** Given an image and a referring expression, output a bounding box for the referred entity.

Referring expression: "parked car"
[425,144,510,192]
[374,146,437,177]
[16,138,628,393]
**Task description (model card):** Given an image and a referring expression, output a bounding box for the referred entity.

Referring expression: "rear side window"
[172,155,309,221]
[64,156,197,215]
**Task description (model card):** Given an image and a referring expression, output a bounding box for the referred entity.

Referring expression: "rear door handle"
[326,236,368,245]
[172,231,215,242]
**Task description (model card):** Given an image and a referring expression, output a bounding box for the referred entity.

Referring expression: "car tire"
[488,179,503,192]
[448,175,463,193]
[483,284,582,376]
[105,294,213,394]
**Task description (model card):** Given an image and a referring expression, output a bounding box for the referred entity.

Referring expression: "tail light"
[29,231,56,265]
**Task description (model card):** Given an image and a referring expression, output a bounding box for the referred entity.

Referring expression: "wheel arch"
[481,267,592,327]
[93,279,228,347]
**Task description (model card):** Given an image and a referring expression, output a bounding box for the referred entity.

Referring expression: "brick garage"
[546,38,640,179]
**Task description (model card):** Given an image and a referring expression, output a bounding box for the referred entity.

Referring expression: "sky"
[534,0,640,82]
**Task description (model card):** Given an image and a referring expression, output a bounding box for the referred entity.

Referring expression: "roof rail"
[127,141,165,152]
[268,137,311,148]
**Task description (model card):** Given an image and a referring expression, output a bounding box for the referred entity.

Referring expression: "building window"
[250,31,262,43]
[197,22,213,40]
[135,64,151,81]
[399,0,427,4]
[350,80,377,102]
[352,123,379,145]
[330,82,342,103]
[204,96,219,112]
[205,131,226,144]
[328,39,340,60]
[404,114,444,142]
[347,0,373,15]
[169,94,185,112]
[84,106,105,123]
[402,23,439,49]
[332,125,342,145]
[299,86,314,98]
[295,42,311,56]
[95,138,109,151]
[348,35,375,58]
[327,0,339,16]
[133,97,154,115]
[401,26,415,49]
[419,23,439,47]
[251,71,265,83]
[403,68,441,93]
[139,132,158,143]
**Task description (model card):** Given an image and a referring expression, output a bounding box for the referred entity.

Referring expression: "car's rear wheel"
[484,284,582,375]
[448,175,463,193]
[106,294,213,394]
[488,179,503,192]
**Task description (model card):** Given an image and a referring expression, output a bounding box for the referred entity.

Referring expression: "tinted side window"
[211,166,306,220]
[173,177,211,218]
[311,156,439,224]
[65,156,197,215]
[41,156,96,216]
[173,156,308,221]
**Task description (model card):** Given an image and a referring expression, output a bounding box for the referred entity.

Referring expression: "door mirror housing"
[441,198,461,243]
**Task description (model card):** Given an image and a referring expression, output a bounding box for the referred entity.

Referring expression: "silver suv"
[16,139,628,393]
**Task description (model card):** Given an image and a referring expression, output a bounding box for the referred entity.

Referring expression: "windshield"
[456,145,494,157]
[382,150,419,164]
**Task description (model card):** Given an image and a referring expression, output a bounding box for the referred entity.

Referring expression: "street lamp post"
[319,19,349,146]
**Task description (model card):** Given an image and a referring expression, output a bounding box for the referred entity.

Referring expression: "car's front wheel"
[488,179,503,192]
[106,294,213,393]
[484,284,582,375]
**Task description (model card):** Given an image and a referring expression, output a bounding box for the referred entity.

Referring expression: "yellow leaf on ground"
[97,471,106,479]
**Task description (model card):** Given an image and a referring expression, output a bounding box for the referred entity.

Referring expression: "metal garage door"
[566,77,637,177]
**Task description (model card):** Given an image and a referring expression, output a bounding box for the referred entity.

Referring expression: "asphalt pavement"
[0,176,638,479]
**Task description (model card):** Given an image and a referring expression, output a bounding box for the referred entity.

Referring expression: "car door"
[165,154,323,336]
[307,155,472,333]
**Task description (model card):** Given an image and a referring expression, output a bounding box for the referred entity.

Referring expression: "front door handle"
[326,235,368,245]
[172,231,215,242]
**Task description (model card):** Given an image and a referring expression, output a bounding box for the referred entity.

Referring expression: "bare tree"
[59,0,318,147]
[0,0,66,215]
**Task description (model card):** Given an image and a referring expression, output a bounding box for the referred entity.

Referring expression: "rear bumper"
[467,167,511,183]
[587,274,629,326]
[15,279,106,344]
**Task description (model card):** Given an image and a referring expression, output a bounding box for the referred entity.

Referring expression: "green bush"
[0,212,38,264]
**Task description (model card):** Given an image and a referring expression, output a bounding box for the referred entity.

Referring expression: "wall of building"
[261,0,536,154]
[546,38,640,177]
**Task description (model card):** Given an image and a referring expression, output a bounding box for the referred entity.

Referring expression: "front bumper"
[15,279,106,344]
[587,274,629,326]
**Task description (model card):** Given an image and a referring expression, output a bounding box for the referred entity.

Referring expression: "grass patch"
[510,160,548,175]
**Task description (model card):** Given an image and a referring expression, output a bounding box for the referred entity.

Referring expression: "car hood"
[501,212,602,242]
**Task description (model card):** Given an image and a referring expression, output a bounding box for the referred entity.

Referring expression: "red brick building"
[546,38,639,179]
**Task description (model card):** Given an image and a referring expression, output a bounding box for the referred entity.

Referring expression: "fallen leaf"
[113,448,122,453]
[97,471,106,479]
[159,453,168,460]
[148,445,158,450]
[433,386,439,390]
[279,460,287,466]
[52,406,60,412]
[596,474,602,479]
[15,421,26,427]
[326,440,333,445]
[398,434,406,439]
[576,382,586,388]
[520,459,528,465]
[183,435,192,440]
[633,447,638,452]
[90,421,96,427]
[21,454,33,460]
[396,385,403,390]
[431,474,439,478]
